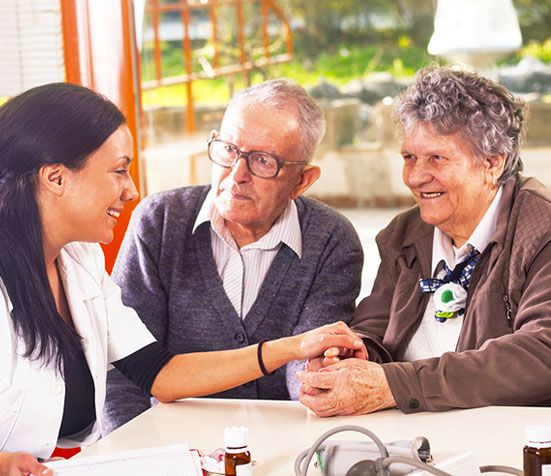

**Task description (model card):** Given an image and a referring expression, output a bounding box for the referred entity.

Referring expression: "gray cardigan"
[103,185,363,432]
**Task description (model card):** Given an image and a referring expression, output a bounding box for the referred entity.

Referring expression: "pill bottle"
[524,425,551,476]
[224,426,252,476]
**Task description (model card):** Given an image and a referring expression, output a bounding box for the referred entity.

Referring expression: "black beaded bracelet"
[257,340,275,376]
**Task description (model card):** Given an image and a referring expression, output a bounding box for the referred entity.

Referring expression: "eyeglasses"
[207,138,309,179]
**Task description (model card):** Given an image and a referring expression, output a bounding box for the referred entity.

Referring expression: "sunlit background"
[1,0,550,292]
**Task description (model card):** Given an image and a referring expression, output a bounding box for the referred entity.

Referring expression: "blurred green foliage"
[280,0,435,58]
[141,0,550,107]
[141,41,433,107]
[273,41,433,84]
[515,0,551,43]
[519,39,551,63]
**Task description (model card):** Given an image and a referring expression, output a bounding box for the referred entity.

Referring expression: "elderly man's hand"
[296,359,396,417]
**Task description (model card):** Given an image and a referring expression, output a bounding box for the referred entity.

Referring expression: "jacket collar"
[398,208,434,277]
[402,208,433,248]
[483,176,518,253]
[489,174,550,247]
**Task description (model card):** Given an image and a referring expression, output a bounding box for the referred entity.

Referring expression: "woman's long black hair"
[0,83,126,375]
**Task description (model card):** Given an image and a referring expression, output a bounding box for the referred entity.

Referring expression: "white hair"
[227,78,326,162]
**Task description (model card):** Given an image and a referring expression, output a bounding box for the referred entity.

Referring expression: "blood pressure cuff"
[318,437,432,476]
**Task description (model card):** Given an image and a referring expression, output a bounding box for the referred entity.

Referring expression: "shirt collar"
[249,199,302,257]
[193,187,216,234]
[431,185,503,273]
[192,188,302,257]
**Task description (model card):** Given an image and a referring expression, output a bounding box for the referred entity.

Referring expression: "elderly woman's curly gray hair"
[395,65,527,183]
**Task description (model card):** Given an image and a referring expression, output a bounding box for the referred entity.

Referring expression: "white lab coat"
[0,242,156,458]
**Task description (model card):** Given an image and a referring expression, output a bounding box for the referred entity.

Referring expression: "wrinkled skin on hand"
[306,343,366,373]
[297,359,396,417]
[0,451,52,476]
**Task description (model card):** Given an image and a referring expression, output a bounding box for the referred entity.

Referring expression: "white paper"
[44,443,202,476]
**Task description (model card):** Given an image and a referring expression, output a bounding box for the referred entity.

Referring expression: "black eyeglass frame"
[207,137,310,179]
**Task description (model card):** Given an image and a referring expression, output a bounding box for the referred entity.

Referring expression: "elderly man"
[298,66,551,416]
[103,79,363,432]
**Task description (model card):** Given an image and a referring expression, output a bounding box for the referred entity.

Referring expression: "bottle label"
[236,462,252,476]
[543,464,551,476]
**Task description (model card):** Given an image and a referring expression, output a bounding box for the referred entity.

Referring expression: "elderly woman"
[298,65,551,416]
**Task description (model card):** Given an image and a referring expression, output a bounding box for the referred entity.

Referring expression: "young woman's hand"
[0,451,52,476]
[294,321,367,361]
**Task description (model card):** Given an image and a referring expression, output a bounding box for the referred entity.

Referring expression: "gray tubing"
[294,425,390,476]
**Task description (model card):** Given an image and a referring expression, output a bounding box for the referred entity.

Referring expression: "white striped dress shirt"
[193,190,302,319]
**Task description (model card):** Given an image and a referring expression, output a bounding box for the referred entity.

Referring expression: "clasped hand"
[294,321,368,361]
[296,329,396,417]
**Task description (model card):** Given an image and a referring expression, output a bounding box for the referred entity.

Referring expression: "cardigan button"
[408,398,420,409]
[234,332,246,344]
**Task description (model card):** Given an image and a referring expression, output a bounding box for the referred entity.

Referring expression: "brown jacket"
[352,176,551,413]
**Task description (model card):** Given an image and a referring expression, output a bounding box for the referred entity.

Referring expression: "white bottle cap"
[225,426,249,449]
[524,425,551,448]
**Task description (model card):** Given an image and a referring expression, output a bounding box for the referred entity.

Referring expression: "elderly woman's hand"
[294,322,368,361]
[0,451,52,476]
[296,359,396,417]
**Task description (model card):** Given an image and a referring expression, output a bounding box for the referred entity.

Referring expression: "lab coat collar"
[56,244,103,301]
[1,244,103,313]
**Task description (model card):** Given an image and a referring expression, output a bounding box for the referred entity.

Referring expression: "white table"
[79,399,550,474]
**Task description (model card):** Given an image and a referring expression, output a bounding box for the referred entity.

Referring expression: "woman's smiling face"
[401,123,501,246]
[61,125,138,244]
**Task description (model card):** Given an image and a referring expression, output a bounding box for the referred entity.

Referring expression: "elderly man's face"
[401,124,504,247]
[211,100,319,246]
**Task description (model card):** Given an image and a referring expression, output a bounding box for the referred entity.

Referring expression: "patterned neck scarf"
[419,247,480,322]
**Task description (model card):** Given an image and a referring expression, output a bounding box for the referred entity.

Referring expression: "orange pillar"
[61,0,143,273]
[181,1,196,134]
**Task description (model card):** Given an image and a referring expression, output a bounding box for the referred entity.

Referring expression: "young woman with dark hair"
[0,83,126,379]
[0,83,365,476]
